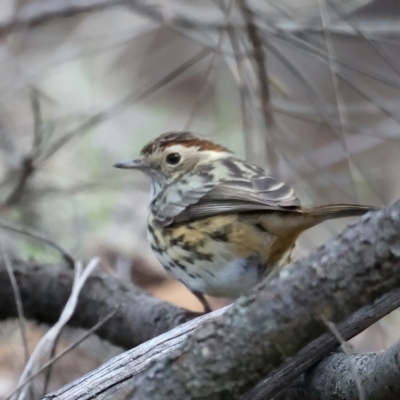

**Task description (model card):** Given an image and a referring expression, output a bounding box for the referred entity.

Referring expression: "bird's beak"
[113,159,149,170]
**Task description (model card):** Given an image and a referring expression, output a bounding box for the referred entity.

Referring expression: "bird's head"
[114,131,232,197]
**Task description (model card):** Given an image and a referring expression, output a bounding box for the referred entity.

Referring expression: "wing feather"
[172,177,300,224]
[155,173,301,226]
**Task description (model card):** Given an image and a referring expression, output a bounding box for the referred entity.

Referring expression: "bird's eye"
[165,153,182,165]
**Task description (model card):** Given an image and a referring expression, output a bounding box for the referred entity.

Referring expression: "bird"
[114,131,377,313]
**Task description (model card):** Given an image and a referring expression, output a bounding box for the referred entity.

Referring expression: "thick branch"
[116,201,400,399]
[0,259,195,349]
[46,200,400,400]
[44,288,400,400]
[244,289,400,400]
[44,306,230,400]
[295,340,400,400]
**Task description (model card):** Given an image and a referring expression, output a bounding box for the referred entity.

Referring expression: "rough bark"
[244,289,400,400]
[118,202,400,399]
[41,202,400,400]
[43,289,400,400]
[44,306,230,400]
[297,340,400,400]
[0,259,195,349]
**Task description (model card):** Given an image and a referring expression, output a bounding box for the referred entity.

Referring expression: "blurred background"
[0,0,400,397]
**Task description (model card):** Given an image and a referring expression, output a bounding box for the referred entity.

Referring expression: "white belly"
[200,257,261,298]
[154,247,262,299]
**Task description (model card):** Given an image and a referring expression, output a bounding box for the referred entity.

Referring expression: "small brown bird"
[115,132,376,312]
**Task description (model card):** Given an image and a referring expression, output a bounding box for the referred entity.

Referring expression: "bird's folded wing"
[156,175,301,226]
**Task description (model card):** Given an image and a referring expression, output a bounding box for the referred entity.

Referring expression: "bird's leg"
[193,290,212,313]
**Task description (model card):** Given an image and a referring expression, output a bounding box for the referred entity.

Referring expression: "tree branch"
[3,0,398,39]
[124,201,400,400]
[0,259,196,349]
[238,0,273,128]
[244,289,400,400]
[43,288,400,400]
[45,199,400,400]
[237,0,278,174]
[0,0,128,35]
[0,0,234,37]
[287,339,400,400]
[44,305,230,400]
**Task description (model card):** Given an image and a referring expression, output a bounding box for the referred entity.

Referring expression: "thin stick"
[41,332,62,398]
[237,0,272,128]
[326,0,400,77]
[218,0,253,156]
[41,48,211,162]
[183,1,235,130]
[8,309,116,398]
[317,0,357,200]
[30,86,43,153]
[11,258,99,400]
[237,0,279,174]
[1,248,29,363]
[322,316,365,400]
[2,87,44,206]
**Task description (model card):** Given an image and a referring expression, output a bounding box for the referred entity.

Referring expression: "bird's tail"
[260,204,377,238]
[301,204,377,228]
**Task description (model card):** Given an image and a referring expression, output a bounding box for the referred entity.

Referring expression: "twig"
[262,17,400,125]
[183,43,221,131]
[2,87,45,207]
[1,0,399,41]
[1,248,29,363]
[317,0,357,201]
[9,309,116,398]
[325,0,400,77]
[3,156,35,207]
[238,0,272,129]
[40,48,211,162]
[0,0,128,35]
[41,332,62,398]
[0,221,75,268]
[263,40,383,202]
[218,0,253,156]
[30,86,44,154]
[237,0,280,175]
[321,317,365,400]
[0,0,235,37]
[272,119,359,230]
[268,26,400,90]
[11,258,99,400]
[256,11,400,204]
[183,1,235,131]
